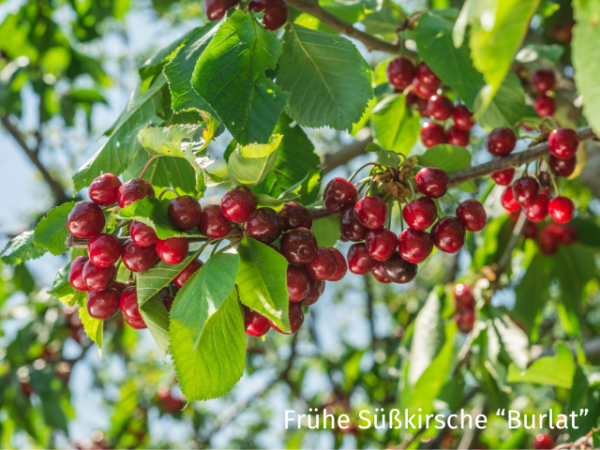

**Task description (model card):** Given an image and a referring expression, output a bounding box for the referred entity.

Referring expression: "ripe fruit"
[168,196,201,230]
[156,237,189,265]
[246,207,283,244]
[427,95,454,121]
[88,233,121,267]
[538,225,559,255]
[431,217,466,253]
[324,177,357,213]
[447,126,470,147]
[531,69,556,94]
[524,220,537,239]
[117,178,155,208]
[131,221,158,247]
[455,309,475,333]
[452,105,474,131]
[456,199,487,232]
[67,201,106,238]
[411,77,438,99]
[416,62,441,88]
[279,202,312,231]
[533,433,554,450]
[490,168,515,186]
[415,167,449,199]
[328,248,348,281]
[549,154,576,177]
[280,227,318,265]
[524,194,549,222]
[203,0,240,21]
[89,173,122,206]
[120,287,147,329]
[382,253,417,284]
[220,186,257,223]
[87,289,120,320]
[173,259,203,288]
[198,204,231,239]
[512,176,539,207]
[355,196,387,230]
[287,266,311,302]
[486,127,516,157]
[453,283,474,309]
[548,128,579,159]
[365,228,398,262]
[82,261,116,292]
[548,196,575,223]
[243,306,271,337]
[68,256,89,291]
[420,122,446,148]
[558,223,577,245]
[340,207,368,242]
[304,247,337,281]
[402,197,437,231]
[501,187,521,212]
[386,57,415,89]
[302,279,325,306]
[371,263,391,283]
[347,243,376,275]
[121,239,158,273]
[269,302,304,335]
[249,0,289,31]
[534,95,556,117]
[398,228,433,264]
[415,96,429,116]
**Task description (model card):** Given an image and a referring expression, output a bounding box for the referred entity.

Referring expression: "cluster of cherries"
[453,283,476,334]
[203,0,288,30]
[531,69,558,118]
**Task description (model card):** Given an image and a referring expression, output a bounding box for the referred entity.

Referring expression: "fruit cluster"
[453,283,475,334]
[531,69,557,118]
[203,0,289,30]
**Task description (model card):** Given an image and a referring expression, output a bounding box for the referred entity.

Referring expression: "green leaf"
[0,231,47,265]
[472,215,513,269]
[139,29,191,81]
[228,134,283,187]
[29,369,68,433]
[311,216,341,248]
[139,293,170,358]
[192,11,288,145]
[124,153,197,198]
[371,95,419,154]
[478,71,526,130]
[417,145,477,192]
[77,294,103,354]
[507,342,575,389]
[170,289,246,401]
[571,217,600,248]
[361,7,404,41]
[236,237,290,332]
[277,23,373,131]
[33,202,75,256]
[47,262,83,306]
[513,252,548,333]
[489,314,529,370]
[255,194,288,208]
[515,43,564,64]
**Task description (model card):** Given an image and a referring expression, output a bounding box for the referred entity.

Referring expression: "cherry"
[548,128,579,159]
[167,195,201,230]
[324,177,357,213]
[399,228,433,264]
[88,233,121,268]
[243,306,271,337]
[339,207,368,242]
[203,0,240,21]
[452,105,474,131]
[280,227,318,265]
[411,77,438,99]
[490,168,515,186]
[131,221,158,247]
[159,286,176,312]
[82,261,116,292]
[269,302,304,335]
[415,167,449,199]
[416,96,429,116]
[355,196,387,230]
[512,176,539,206]
[382,253,418,284]
[447,126,470,147]
[431,216,465,253]
[121,239,158,273]
[371,263,391,283]
[198,204,231,239]
[365,228,397,262]
[538,225,559,256]
[287,265,311,302]
[249,0,288,31]
[549,154,576,177]
[120,287,147,329]
[533,433,554,450]
[402,197,438,231]
[246,207,283,244]
[89,173,122,206]
[327,248,348,281]
[548,196,574,223]
[501,186,522,212]
[531,69,556,94]
[523,220,537,239]
[156,237,189,265]
[173,259,203,289]
[524,193,549,222]
[304,247,337,281]
[347,243,376,275]
[117,178,155,208]
[156,386,184,413]
[220,186,257,223]
[87,289,120,320]
[68,255,89,291]
[456,199,487,232]
[386,57,415,89]
[302,279,325,306]
[558,223,577,244]
[486,127,516,157]
[534,95,556,117]
[416,62,441,88]
[426,95,454,121]
[453,283,474,310]
[420,121,446,148]
[455,309,475,333]
[67,201,106,238]
[279,202,312,231]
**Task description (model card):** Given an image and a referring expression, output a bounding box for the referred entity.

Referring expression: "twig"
[322,134,373,175]
[64,230,244,248]
[494,210,527,277]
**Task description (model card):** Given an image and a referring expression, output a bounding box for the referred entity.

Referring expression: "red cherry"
[411,77,438,99]
[168,196,201,230]
[280,227,318,265]
[203,0,240,20]
[548,128,579,159]
[302,279,325,306]
[533,433,554,450]
[486,127,516,157]
[279,202,313,231]
[156,237,189,265]
[538,225,559,255]
[455,309,475,333]
[534,95,556,117]
[452,105,474,131]
[549,154,576,177]
[304,247,337,281]
[490,168,515,186]
[415,96,429,116]
[339,207,368,242]
[365,228,398,262]
[355,196,387,230]
[117,178,155,208]
[447,126,470,147]
[220,186,257,223]
[456,199,487,232]
[249,0,288,30]
[173,259,203,289]
[402,197,437,231]
[420,121,446,148]
[416,62,441,88]
[243,306,271,337]
[399,228,433,264]
[548,196,574,223]
[501,187,521,212]
[371,263,391,283]
[453,283,474,310]
[324,177,357,213]
[382,253,418,284]
[67,201,105,238]
[523,220,537,239]
[68,256,89,291]
[558,223,577,244]
[287,266,311,302]
[89,173,122,206]
[88,233,121,268]
[198,204,231,239]
[347,243,376,275]
[531,69,556,94]
[269,302,304,334]
[386,57,415,89]
[524,193,549,222]
[87,289,120,320]
[121,239,158,273]
[246,207,283,244]
[431,216,465,253]
[327,248,347,282]
[159,286,176,311]
[426,95,454,121]
[512,176,539,207]
[82,261,116,292]
[120,287,147,329]
[130,221,158,247]
[415,167,449,199]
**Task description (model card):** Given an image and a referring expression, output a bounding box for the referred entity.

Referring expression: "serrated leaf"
[139,29,192,81]
[311,216,341,248]
[139,294,170,358]
[277,23,373,131]
[228,134,283,187]
[0,231,47,265]
[371,95,419,154]
[478,71,525,130]
[77,295,103,355]
[47,263,82,306]
[507,342,575,388]
[417,145,477,192]
[33,202,75,256]
[490,314,529,370]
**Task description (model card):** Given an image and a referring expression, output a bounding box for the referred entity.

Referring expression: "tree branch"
[322,133,372,175]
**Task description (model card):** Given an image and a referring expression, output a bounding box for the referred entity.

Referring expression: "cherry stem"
[446,192,460,206]
[158,188,180,200]
[348,162,382,182]
[519,135,539,141]
[139,156,159,180]
[111,220,132,235]
[477,180,495,204]
[541,115,560,130]
[356,181,369,196]
[544,157,562,195]
[432,199,445,218]
[386,198,393,229]
[353,176,372,188]
[513,118,539,132]
[407,179,417,201]
[210,239,225,256]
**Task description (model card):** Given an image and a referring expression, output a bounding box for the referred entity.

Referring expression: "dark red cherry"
[88,233,121,268]
[411,77,438,99]
[549,154,576,177]
[420,121,446,148]
[524,193,549,222]
[67,201,105,238]
[89,173,122,206]
[416,96,429,116]
[131,221,158,247]
[117,178,155,208]
[452,105,474,131]
[302,279,325,306]
[455,309,475,333]
[486,127,516,157]
[456,199,487,232]
[198,204,231,239]
[203,0,240,21]
[279,202,312,231]
[87,289,120,320]
[82,261,116,292]
[538,225,559,255]
[220,186,257,224]
[533,434,554,450]
[324,177,358,213]
[416,62,441,88]
[415,167,449,199]
[327,248,347,281]
[431,216,465,253]
[347,243,376,275]
[447,126,470,147]
[355,196,387,230]
[512,176,539,206]
[501,187,521,212]
[558,223,577,245]
[304,247,337,281]
[548,196,574,223]
[548,128,579,159]
[491,168,515,186]
[371,263,391,283]
[280,227,318,265]
[156,237,189,265]
[68,256,89,291]
[246,207,283,244]
[269,302,304,335]
[398,228,432,264]
[249,0,288,30]
[159,286,177,312]
[426,95,454,121]
[453,283,474,310]
[523,220,537,239]
[243,306,271,337]
[365,228,397,262]
[340,207,368,241]
[121,239,158,273]
[287,265,311,302]
[402,197,437,231]
[173,259,203,289]
[382,253,417,284]
[531,69,555,94]
[168,196,201,230]
[534,95,556,117]
[387,57,415,90]
[120,287,147,329]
